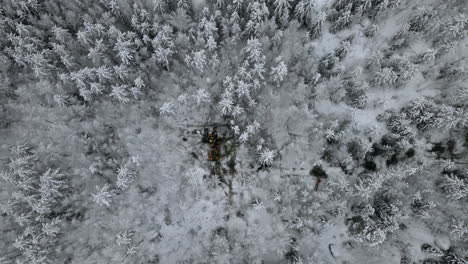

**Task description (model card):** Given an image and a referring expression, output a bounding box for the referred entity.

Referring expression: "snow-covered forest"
[1,0,468,263]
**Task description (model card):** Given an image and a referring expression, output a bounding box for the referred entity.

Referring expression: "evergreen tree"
[0,144,68,264]
[271,57,288,84]
[310,11,327,38]
[374,67,398,86]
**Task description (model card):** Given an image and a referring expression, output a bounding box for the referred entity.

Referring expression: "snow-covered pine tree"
[187,50,208,73]
[0,144,68,264]
[160,100,176,115]
[442,13,468,40]
[114,33,135,65]
[450,219,468,241]
[88,39,106,65]
[331,4,353,32]
[247,1,270,36]
[152,0,167,13]
[440,173,468,200]
[274,0,292,18]
[110,84,130,103]
[91,184,114,207]
[152,24,174,70]
[271,57,288,84]
[374,67,398,86]
[51,25,70,44]
[294,0,314,24]
[310,11,327,38]
[259,147,276,166]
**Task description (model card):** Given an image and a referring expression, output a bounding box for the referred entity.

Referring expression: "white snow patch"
[192,0,207,12]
